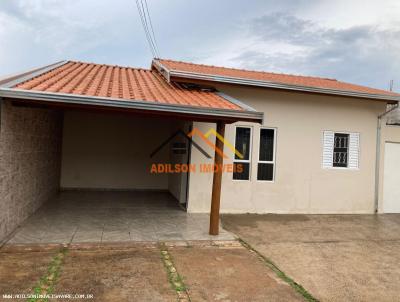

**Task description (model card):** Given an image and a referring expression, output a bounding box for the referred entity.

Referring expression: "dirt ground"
[222,213,400,302]
[0,250,55,300]
[170,245,304,302]
[0,241,304,302]
[52,246,177,302]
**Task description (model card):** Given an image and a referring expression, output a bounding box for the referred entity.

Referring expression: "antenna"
[389,79,394,92]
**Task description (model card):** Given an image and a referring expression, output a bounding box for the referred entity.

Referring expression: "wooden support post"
[209,121,225,235]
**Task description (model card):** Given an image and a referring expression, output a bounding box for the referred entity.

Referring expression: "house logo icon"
[150,127,243,160]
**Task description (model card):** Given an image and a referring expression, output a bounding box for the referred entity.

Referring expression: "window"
[322,131,359,169]
[233,127,252,180]
[333,133,349,167]
[257,128,276,181]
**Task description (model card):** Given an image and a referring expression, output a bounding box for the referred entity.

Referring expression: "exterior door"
[383,142,400,213]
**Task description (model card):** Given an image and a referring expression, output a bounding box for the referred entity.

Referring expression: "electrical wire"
[140,0,159,57]
[143,0,160,57]
[135,0,160,58]
[135,0,156,57]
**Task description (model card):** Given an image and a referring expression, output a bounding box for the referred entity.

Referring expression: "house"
[0,59,399,240]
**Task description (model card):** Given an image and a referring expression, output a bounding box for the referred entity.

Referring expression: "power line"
[143,0,160,57]
[135,0,156,57]
[135,0,160,58]
[140,0,158,57]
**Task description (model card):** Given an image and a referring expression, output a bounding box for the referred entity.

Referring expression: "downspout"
[374,103,399,213]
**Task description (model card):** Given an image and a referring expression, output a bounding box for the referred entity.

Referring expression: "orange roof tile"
[155,59,400,98]
[13,61,242,111]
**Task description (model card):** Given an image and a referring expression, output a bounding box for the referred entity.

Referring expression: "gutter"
[374,103,399,213]
[152,60,400,102]
[0,88,264,123]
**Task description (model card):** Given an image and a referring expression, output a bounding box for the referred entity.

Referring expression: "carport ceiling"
[0,61,263,123]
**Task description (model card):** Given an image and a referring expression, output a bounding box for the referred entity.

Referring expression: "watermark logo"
[150,127,244,174]
[188,128,243,159]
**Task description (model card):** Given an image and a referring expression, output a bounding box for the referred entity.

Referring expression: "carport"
[0,61,262,244]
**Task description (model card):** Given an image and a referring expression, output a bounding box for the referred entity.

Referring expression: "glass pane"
[235,127,251,160]
[259,129,274,161]
[257,163,274,181]
[233,162,250,180]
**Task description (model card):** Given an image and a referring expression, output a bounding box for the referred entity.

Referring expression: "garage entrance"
[4,109,234,244]
[383,142,400,213]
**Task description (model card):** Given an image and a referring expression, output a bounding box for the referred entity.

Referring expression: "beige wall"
[187,85,387,214]
[60,111,170,190]
[0,100,62,242]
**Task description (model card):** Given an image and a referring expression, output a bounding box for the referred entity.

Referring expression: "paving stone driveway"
[222,214,400,302]
[0,241,304,302]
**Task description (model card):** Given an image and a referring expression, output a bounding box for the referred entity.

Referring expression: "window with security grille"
[322,131,359,170]
[333,133,349,167]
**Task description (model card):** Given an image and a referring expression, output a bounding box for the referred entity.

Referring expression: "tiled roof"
[12,61,242,110]
[155,59,400,98]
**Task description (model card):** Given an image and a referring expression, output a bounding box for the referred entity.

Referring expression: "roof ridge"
[0,61,68,88]
[157,58,338,82]
[67,60,152,72]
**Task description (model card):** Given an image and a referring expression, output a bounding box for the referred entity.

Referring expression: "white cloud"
[0,0,399,91]
[0,0,150,73]
[204,12,400,91]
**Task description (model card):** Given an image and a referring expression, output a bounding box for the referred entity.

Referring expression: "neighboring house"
[0,59,399,240]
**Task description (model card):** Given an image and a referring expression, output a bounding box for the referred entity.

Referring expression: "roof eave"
[0,88,264,123]
[170,71,400,102]
[152,60,399,102]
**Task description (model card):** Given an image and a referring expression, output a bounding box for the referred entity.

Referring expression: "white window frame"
[322,130,360,170]
[233,125,253,181]
[257,127,277,182]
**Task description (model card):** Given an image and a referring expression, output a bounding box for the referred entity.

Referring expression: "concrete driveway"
[222,214,400,302]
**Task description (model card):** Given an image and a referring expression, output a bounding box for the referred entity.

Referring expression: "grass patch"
[27,247,68,302]
[159,244,190,301]
[238,238,319,302]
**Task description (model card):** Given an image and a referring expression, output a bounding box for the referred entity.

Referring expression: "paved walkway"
[6,191,234,245]
[222,213,400,302]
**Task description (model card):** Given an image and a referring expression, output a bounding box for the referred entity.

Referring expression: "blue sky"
[0,0,399,92]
